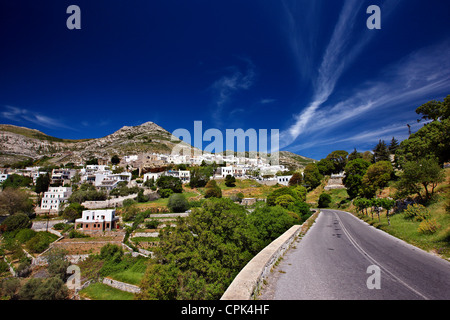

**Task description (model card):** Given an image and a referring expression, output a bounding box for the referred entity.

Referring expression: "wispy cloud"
[210,58,256,125]
[282,0,366,146]
[1,105,74,130]
[260,98,276,105]
[280,0,449,153]
[292,40,450,141]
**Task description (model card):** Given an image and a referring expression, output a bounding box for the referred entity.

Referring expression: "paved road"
[261,209,450,300]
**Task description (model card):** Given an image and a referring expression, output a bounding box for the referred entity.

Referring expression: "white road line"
[333,211,430,300]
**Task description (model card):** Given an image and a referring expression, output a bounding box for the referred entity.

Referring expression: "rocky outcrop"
[0,122,192,166]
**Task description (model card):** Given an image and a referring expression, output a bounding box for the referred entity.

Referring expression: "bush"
[204,180,222,199]
[167,193,189,213]
[145,219,160,229]
[247,205,296,246]
[274,194,296,208]
[15,228,37,244]
[418,219,440,234]
[403,204,430,221]
[68,230,90,239]
[288,201,311,222]
[25,232,57,254]
[267,187,300,206]
[156,176,183,194]
[224,175,236,187]
[18,277,68,300]
[318,193,332,208]
[158,188,174,199]
[2,213,32,232]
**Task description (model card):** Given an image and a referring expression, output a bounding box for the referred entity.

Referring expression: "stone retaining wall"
[102,277,141,294]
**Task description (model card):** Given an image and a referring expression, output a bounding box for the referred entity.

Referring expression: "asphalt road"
[261,209,450,300]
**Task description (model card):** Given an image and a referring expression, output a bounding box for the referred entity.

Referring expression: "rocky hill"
[0,122,316,169]
[0,122,192,166]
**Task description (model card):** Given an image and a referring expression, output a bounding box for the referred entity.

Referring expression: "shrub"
[403,204,430,221]
[145,219,160,229]
[274,194,296,208]
[318,193,332,208]
[52,223,66,230]
[25,232,57,253]
[68,230,90,239]
[15,228,37,244]
[418,219,440,234]
[2,213,32,232]
[167,193,189,213]
[204,180,222,199]
[267,187,300,206]
[158,188,174,199]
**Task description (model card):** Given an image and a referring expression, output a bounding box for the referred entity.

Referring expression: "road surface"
[261,209,450,300]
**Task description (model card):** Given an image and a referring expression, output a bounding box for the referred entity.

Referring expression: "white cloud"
[210,59,256,125]
[282,0,366,146]
[1,105,73,130]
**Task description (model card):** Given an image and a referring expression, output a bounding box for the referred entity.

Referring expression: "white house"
[50,169,76,185]
[277,175,293,186]
[166,170,190,184]
[75,209,119,231]
[217,166,233,178]
[41,187,73,211]
[143,171,164,183]
[0,174,10,184]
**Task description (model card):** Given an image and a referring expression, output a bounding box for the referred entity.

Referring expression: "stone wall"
[102,277,141,294]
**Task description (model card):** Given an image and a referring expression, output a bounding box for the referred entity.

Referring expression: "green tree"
[388,137,399,155]
[288,172,303,186]
[415,94,449,122]
[274,194,296,208]
[35,173,50,198]
[224,175,236,187]
[348,148,362,161]
[303,163,323,190]
[318,193,332,208]
[317,158,335,176]
[19,277,68,300]
[204,180,222,199]
[326,150,349,173]
[61,203,85,222]
[111,154,121,165]
[138,198,263,300]
[156,176,183,194]
[45,248,70,281]
[361,161,393,198]
[0,188,34,216]
[167,193,189,213]
[395,119,450,166]
[2,213,32,232]
[266,187,300,206]
[373,140,390,163]
[343,158,371,199]
[395,157,445,202]
[247,205,296,246]
[189,166,213,188]
[1,174,32,190]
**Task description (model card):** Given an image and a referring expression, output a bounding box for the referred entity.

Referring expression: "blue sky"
[0,0,449,160]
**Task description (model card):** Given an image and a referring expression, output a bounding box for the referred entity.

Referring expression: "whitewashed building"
[75,209,119,231]
[41,187,73,211]
[277,175,293,186]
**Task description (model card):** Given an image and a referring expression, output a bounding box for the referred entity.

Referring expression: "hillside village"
[0,147,314,300]
[0,95,448,301]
